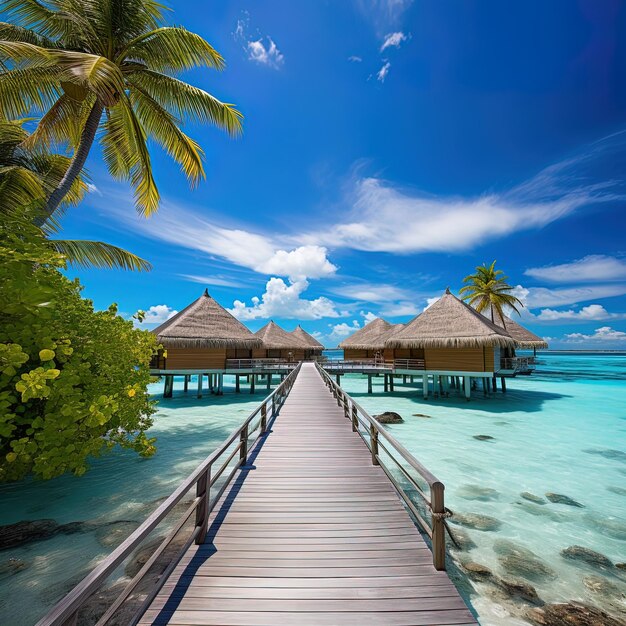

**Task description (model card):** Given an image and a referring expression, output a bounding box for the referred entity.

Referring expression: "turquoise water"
[338,352,626,624]
[1,356,625,625]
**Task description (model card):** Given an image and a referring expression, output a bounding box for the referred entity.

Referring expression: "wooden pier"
[38,363,476,626]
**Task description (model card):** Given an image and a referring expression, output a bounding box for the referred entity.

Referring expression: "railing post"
[240,423,248,465]
[370,424,379,465]
[261,403,267,433]
[343,394,349,419]
[351,403,358,432]
[431,481,446,570]
[195,466,211,545]
[337,389,342,407]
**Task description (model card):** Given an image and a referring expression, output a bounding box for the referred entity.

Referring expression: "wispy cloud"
[329,282,409,302]
[229,278,343,321]
[376,61,391,82]
[512,284,626,309]
[234,15,284,69]
[380,31,407,51]
[354,0,413,34]
[525,255,626,283]
[348,55,363,62]
[563,326,626,344]
[179,274,245,288]
[535,303,626,322]
[380,301,419,317]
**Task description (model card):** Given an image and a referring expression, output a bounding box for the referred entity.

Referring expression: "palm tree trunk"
[38,101,104,225]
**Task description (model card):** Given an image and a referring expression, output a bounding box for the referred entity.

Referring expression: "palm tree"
[459,261,523,326]
[0,116,150,271]
[0,0,242,221]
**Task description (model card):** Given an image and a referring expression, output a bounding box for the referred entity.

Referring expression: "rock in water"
[521,492,546,505]
[450,512,502,531]
[607,485,626,496]
[448,527,476,551]
[584,514,626,541]
[473,435,495,441]
[374,412,403,424]
[456,484,500,501]
[0,558,28,579]
[616,563,626,571]
[582,575,623,597]
[0,520,59,550]
[412,413,431,418]
[583,448,626,464]
[496,577,543,605]
[526,602,625,626]
[561,545,614,570]
[95,521,140,548]
[494,540,557,582]
[545,492,585,507]
[460,561,493,581]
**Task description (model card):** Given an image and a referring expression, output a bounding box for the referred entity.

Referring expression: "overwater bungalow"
[253,320,309,361]
[338,318,403,361]
[386,288,516,398]
[290,324,325,359]
[151,289,262,370]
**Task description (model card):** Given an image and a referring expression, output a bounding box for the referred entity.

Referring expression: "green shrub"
[0,217,158,481]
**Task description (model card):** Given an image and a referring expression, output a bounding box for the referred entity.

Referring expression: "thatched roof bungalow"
[339,318,404,360]
[495,315,548,350]
[290,325,324,358]
[387,288,515,373]
[254,321,309,361]
[152,289,261,369]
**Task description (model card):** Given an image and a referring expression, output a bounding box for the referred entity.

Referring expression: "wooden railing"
[225,358,298,370]
[315,362,450,570]
[321,359,392,370]
[36,363,302,626]
[392,358,426,370]
[500,357,535,372]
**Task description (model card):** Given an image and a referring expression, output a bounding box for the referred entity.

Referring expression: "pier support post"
[184,375,189,392]
[464,376,471,401]
[492,374,497,392]
[501,377,507,393]
[335,374,341,386]
[197,374,203,399]
[483,378,488,396]
[367,375,372,394]
[219,374,224,395]
[389,375,394,392]
[235,375,240,393]
[384,375,389,393]
[250,375,255,394]
[267,373,271,390]
[422,375,428,399]
[403,375,408,384]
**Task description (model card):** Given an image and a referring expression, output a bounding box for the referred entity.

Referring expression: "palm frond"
[128,70,243,136]
[50,239,152,271]
[0,21,56,47]
[119,26,225,72]
[0,65,61,117]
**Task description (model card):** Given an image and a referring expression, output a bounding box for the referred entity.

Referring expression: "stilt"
[209,375,214,394]
[235,375,240,393]
[218,374,224,395]
[336,374,340,386]
[464,376,471,401]
[483,378,487,396]
[368,375,373,394]
[422,375,428,399]
[183,375,189,393]
[389,375,394,392]
[267,373,272,390]
[163,375,173,398]
[403,375,408,384]
[384,375,389,393]
[250,375,255,394]
[197,374,203,399]
[492,375,498,392]
[501,377,507,393]
[410,376,414,383]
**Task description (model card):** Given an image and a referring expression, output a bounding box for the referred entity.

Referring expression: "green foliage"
[460,260,524,325]
[0,215,158,482]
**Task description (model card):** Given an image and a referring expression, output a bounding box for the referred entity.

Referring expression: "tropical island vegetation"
[0,0,242,481]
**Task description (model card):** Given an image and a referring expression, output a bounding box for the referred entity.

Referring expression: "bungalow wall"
[423,347,495,372]
[253,348,306,361]
[165,348,227,369]
[343,348,377,360]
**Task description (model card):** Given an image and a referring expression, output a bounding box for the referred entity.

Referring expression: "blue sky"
[58,0,626,347]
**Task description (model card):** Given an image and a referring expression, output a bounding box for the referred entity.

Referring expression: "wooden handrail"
[36,363,302,626]
[315,362,449,570]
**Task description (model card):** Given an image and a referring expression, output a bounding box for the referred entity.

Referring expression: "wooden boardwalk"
[139,363,476,626]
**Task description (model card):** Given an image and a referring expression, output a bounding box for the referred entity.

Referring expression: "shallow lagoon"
[1,354,625,625]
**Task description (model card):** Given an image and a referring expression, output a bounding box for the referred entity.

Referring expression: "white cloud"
[329,283,409,303]
[247,38,284,68]
[229,278,342,321]
[380,301,419,317]
[361,310,377,323]
[376,61,391,82]
[86,183,101,196]
[525,255,626,283]
[328,320,361,341]
[423,296,440,311]
[512,284,626,309]
[109,202,337,283]
[137,305,177,325]
[535,304,626,322]
[380,31,407,51]
[348,55,363,62]
[354,0,414,33]
[563,326,626,344]
[180,274,244,288]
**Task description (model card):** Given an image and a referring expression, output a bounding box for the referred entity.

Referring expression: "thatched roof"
[255,321,309,350]
[339,318,402,350]
[495,315,548,349]
[387,289,516,349]
[153,289,262,349]
[291,325,324,350]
